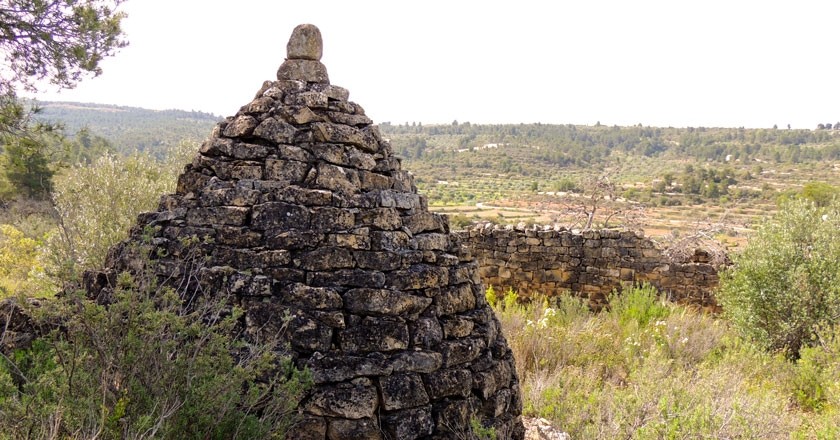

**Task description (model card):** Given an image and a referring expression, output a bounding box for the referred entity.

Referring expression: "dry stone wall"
[458,223,721,308]
[87,25,524,440]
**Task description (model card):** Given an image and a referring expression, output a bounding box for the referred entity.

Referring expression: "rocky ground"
[524,417,569,440]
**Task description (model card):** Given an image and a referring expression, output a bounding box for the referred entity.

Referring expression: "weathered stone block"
[343,288,432,319]
[287,24,323,60]
[186,206,249,226]
[440,315,475,339]
[251,201,310,230]
[199,186,261,207]
[280,282,343,309]
[425,368,472,399]
[222,115,257,137]
[266,230,322,250]
[389,350,443,374]
[379,373,429,410]
[381,406,434,440]
[228,273,271,296]
[410,317,443,349]
[353,251,402,271]
[371,230,412,251]
[305,380,378,419]
[277,59,330,83]
[286,415,327,440]
[315,162,360,194]
[309,206,356,232]
[327,417,382,440]
[312,122,379,153]
[356,208,401,230]
[307,352,392,384]
[358,170,392,191]
[265,158,310,184]
[433,398,470,434]
[281,105,322,124]
[254,117,297,144]
[328,231,371,250]
[339,316,409,353]
[386,265,449,290]
[274,186,334,206]
[312,143,377,170]
[307,269,386,288]
[404,212,446,234]
[216,226,263,247]
[244,302,331,352]
[326,111,372,127]
[287,90,329,108]
[439,337,485,367]
[435,284,477,316]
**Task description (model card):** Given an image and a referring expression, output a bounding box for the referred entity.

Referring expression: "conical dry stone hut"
[93,24,524,439]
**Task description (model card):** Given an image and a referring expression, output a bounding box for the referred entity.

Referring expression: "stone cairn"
[94,25,524,439]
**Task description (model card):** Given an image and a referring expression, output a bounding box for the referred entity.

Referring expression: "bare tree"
[555,169,645,230]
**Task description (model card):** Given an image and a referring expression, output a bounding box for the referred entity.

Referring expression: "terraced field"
[382,124,840,250]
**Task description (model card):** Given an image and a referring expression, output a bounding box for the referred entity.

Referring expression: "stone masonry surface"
[86,24,524,439]
[458,223,721,309]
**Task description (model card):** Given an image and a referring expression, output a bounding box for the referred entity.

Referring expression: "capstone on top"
[278,24,329,84]
[287,23,323,60]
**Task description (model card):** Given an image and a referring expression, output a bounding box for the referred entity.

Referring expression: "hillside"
[28,101,840,239]
[381,122,840,239]
[33,101,220,155]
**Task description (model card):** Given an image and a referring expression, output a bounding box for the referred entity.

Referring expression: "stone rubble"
[523,418,570,440]
[91,24,524,439]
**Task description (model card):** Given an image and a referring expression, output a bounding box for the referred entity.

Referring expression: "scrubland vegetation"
[496,282,840,439]
[488,197,840,438]
[383,122,840,241]
[5,3,839,437]
[3,109,840,438]
[1,142,316,439]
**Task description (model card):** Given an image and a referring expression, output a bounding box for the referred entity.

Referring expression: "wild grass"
[493,285,840,439]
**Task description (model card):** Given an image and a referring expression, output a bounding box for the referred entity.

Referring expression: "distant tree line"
[382,122,840,175]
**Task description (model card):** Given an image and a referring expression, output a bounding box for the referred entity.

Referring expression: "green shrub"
[498,286,800,439]
[0,239,310,439]
[718,199,840,357]
[470,417,497,440]
[0,224,50,298]
[553,178,578,193]
[800,182,838,207]
[788,324,840,412]
[608,284,669,328]
[448,213,474,229]
[485,285,498,308]
[45,143,195,282]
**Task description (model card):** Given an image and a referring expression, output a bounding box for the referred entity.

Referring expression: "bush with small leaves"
[718,199,840,358]
[0,238,311,439]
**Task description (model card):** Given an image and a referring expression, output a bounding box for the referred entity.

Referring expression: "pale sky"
[32,0,840,129]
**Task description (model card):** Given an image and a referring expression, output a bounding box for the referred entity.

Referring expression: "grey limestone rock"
[287,23,323,60]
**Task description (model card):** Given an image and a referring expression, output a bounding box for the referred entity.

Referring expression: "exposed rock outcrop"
[91,24,524,439]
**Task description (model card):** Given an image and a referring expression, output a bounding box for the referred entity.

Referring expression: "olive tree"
[718,199,840,357]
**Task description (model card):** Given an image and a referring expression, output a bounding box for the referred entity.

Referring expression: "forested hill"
[34,101,220,155]
[31,101,840,169]
[381,121,840,167]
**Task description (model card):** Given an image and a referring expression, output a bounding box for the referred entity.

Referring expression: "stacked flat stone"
[96,24,524,439]
[458,223,720,308]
